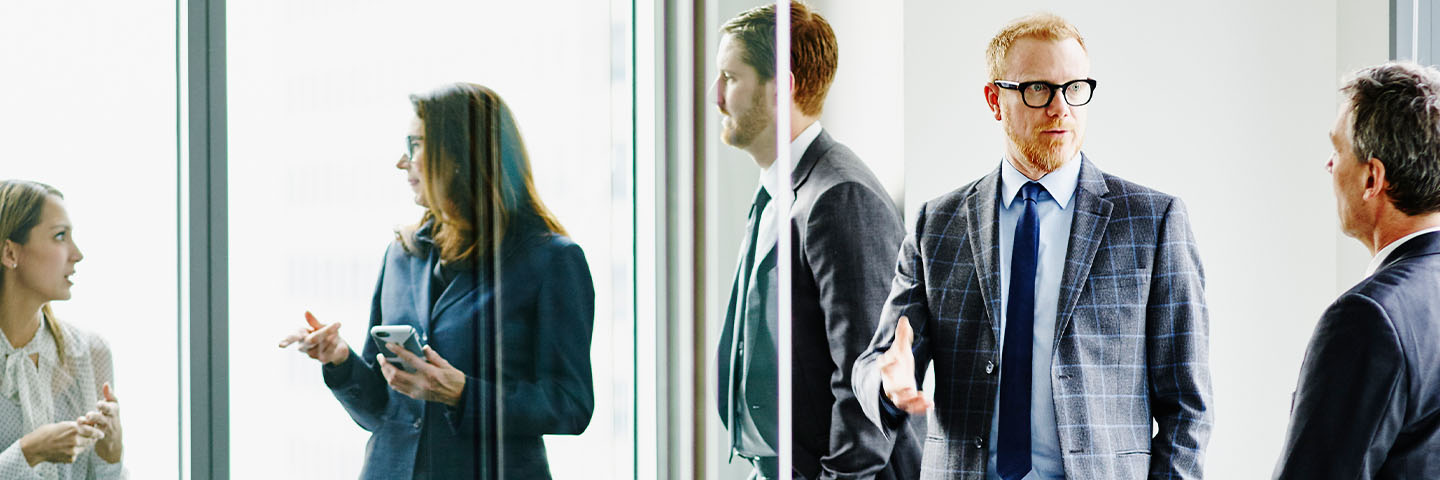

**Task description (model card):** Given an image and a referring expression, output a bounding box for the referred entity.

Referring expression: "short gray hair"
[1342,61,1440,215]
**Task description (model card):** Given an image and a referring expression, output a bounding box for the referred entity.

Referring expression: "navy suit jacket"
[323,220,596,480]
[1275,231,1440,479]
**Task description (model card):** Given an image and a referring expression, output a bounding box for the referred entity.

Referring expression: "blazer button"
[973,436,985,449]
[985,361,996,375]
[413,419,423,429]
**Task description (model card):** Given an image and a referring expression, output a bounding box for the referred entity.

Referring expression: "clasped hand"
[21,382,122,466]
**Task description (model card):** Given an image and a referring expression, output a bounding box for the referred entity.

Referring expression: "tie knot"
[1020,181,1046,202]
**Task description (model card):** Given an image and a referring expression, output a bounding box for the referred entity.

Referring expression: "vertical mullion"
[187,0,227,478]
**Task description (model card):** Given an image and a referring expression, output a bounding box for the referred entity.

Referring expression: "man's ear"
[1363,157,1388,201]
[984,83,1002,121]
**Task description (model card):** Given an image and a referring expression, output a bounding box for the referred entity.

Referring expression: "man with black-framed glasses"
[852,12,1212,480]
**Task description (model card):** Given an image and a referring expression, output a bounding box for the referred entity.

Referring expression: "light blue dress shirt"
[986,153,1081,480]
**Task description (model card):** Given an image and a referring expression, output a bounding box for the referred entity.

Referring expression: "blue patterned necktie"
[998,181,1043,480]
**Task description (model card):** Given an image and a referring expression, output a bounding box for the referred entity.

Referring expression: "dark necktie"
[998,181,1043,480]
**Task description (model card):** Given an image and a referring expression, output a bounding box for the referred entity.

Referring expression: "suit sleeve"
[1272,293,1404,480]
[804,182,906,479]
[852,201,933,436]
[1145,198,1214,479]
[443,241,597,437]
[321,247,392,432]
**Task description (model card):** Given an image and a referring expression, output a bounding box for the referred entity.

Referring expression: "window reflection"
[231,2,630,479]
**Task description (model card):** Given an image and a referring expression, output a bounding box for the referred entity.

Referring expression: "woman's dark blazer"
[322,220,596,480]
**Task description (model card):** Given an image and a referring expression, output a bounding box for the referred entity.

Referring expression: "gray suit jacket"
[852,156,1212,480]
[717,130,924,479]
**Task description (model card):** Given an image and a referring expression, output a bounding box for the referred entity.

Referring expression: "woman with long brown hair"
[280,83,595,479]
[0,180,124,479]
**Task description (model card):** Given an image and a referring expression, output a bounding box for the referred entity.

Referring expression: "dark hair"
[720,1,838,116]
[405,83,567,263]
[1342,62,1440,215]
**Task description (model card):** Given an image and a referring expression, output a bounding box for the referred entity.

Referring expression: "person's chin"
[720,128,739,147]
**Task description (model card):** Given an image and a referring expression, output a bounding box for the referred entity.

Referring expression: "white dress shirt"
[1365,225,1440,277]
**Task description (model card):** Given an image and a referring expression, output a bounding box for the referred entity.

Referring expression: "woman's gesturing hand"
[277,311,350,366]
[378,345,467,407]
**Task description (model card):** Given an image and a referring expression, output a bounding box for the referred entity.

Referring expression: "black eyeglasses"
[405,135,423,160]
[993,79,1097,108]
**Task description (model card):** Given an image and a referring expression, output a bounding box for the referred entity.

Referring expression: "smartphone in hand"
[370,325,427,372]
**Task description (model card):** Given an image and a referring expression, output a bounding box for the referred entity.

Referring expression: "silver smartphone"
[369,325,426,372]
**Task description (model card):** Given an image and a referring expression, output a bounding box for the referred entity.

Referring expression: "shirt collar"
[999,150,1082,209]
[760,121,823,193]
[1364,225,1440,277]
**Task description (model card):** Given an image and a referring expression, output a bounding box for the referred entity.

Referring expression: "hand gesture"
[79,383,122,464]
[19,421,104,466]
[277,311,350,366]
[879,316,932,414]
[378,345,467,407]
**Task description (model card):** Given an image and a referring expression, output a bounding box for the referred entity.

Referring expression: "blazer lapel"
[1054,155,1113,349]
[789,129,833,194]
[964,166,1004,341]
[431,265,478,324]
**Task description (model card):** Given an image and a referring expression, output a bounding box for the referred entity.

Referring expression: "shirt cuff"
[91,452,126,479]
[0,443,43,480]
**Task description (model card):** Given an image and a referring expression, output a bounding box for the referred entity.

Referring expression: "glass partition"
[228,1,634,478]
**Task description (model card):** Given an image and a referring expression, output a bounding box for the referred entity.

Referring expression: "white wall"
[891,0,1387,477]
[809,0,907,208]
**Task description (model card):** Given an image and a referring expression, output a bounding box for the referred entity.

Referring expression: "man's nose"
[1045,91,1071,117]
[712,78,725,110]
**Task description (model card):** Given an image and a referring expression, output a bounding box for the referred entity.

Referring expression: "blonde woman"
[0,180,123,479]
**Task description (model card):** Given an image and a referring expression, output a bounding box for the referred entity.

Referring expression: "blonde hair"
[0,180,69,363]
[986,13,1087,81]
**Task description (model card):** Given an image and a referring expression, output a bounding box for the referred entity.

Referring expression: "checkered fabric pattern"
[854,156,1212,480]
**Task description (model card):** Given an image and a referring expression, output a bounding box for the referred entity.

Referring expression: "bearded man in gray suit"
[852,13,1212,480]
[712,3,922,479]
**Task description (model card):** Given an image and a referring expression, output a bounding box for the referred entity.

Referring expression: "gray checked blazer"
[852,155,1212,480]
